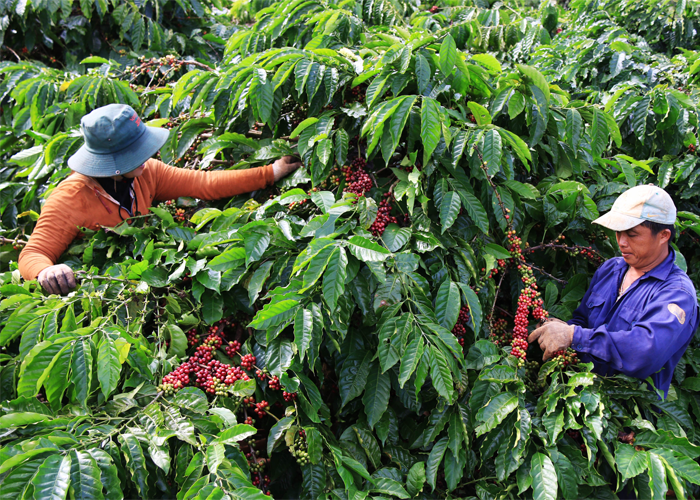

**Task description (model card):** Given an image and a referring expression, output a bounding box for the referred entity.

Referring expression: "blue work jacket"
[569,249,699,398]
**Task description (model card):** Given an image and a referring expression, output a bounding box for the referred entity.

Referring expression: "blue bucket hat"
[67,104,169,177]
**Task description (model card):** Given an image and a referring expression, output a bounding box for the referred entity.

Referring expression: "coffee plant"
[3,0,700,498]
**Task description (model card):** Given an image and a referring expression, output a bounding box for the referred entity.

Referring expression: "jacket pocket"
[586,293,606,308]
[585,292,607,327]
[615,305,641,330]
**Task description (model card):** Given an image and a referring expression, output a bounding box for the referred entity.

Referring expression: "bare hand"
[537,316,568,328]
[272,155,303,181]
[37,264,76,295]
[528,321,574,361]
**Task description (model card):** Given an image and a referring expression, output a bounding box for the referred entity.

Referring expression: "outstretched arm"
[152,156,302,201]
[18,188,83,289]
[571,286,697,380]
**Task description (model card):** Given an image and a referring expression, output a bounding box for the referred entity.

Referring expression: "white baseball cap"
[593,184,676,231]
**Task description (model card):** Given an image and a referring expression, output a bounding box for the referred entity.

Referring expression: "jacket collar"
[614,248,676,281]
[70,172,121,207]
[643,248,676,281]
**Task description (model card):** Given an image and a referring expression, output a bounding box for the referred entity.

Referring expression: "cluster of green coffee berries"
[288,430,309,465]
[523,360,542,392]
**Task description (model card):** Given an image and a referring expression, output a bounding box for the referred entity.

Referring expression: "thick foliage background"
[3,0,700,499]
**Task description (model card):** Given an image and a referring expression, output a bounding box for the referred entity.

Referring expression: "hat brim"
[68,126,169,177]
[592,211,645,231]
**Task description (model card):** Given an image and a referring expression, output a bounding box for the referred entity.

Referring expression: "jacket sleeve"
[18,187,84,281]
[151,160,275,201]
[571,285,698,380]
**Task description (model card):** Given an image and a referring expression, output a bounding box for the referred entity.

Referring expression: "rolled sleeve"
[152,160,275,201]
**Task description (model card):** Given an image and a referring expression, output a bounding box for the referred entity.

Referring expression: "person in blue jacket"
[528,184,699,398]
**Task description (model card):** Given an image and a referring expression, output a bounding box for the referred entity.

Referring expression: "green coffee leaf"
[421,97,441,164]
[362,362,391,429]
[69,451,104,500]
[530,453,557,500]
[249,299,300,331]
[31,454,72,500]
[426,436,448,490]
[439,34,457,76]
[97,339,121,399]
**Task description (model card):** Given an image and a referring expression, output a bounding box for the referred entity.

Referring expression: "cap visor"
[592,212,645,231]
[68,126,170,177]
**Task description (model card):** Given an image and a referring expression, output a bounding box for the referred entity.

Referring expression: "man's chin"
[621,253,635,264]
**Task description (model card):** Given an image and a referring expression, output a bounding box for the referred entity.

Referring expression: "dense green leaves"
[3,1,700,500]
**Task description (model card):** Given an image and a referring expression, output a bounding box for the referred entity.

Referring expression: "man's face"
[615,224,670,268]
[123,164,146,179]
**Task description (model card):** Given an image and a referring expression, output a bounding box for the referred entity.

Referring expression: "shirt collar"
[643,248,676,281]
[610,248,676,281]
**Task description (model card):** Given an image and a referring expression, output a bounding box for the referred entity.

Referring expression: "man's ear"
[659,228,672,245]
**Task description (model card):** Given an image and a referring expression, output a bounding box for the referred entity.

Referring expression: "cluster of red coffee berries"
[488,317,510,346]
[253,400,270,419]
[452,323,466,337]
[429,5,439,13]
[320,165,343,189]
[186,328,198,347]
[551,348,578,368]
[486,259,508,279]
[288,198,309,210]
[511,288,535,365]
[564,245,602,263]
[245,438,271,494]
[158,356,251,396]
[225,340,241,357]
[349,85,366,103]
[269,376,281,390]
[283,391,297,401]
[370,193,398,236]
[159,200,187,222]
[252,474,271,488]
[506,230,524,258]
[241,354,256,370]
[343,158,373,197]
[204,333,222,349]
[450,304,471,346]
[689,144,696,153]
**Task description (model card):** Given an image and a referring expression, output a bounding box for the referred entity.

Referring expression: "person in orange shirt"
[19,104,301,294]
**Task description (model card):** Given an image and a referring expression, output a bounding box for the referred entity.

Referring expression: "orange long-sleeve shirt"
[19,159,275,280]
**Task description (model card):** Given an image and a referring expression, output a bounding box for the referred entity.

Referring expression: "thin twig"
[4,47,21,62]
[489,271,506,329]
[524,243,604,261]
[0,237,27,246]
[474,146,513,231]
[75,271,138,284]
[529,264,568,284]
[495,305,513,319]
